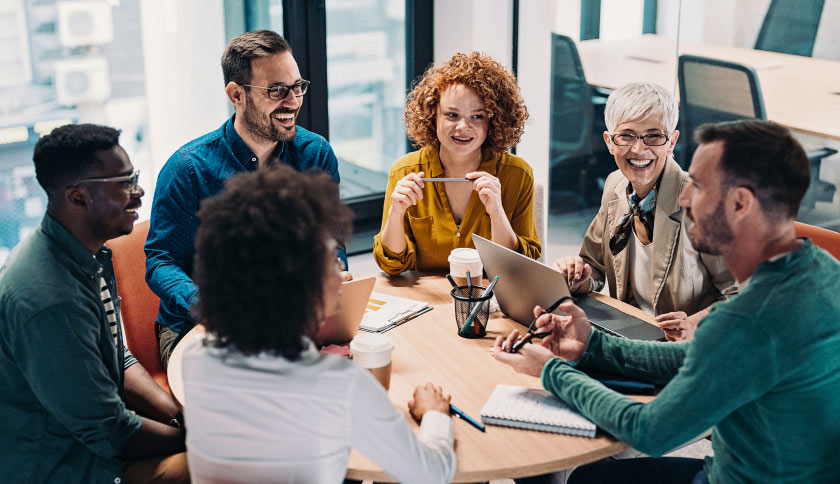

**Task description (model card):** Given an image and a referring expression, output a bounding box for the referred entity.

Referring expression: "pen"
[460,276,500,335]
[510,330,553,353]
[420,177,471,182]
[449,404,485,432]
[446,274,460,291]
[522,295,574,336]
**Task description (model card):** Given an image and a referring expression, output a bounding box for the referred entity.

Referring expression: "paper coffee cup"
[350,333,394,390]
[448,248,483,287]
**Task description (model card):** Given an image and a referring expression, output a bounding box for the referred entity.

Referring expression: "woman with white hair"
[553,82,737,341]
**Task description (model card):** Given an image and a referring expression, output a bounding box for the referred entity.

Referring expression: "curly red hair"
[404,51,529,155]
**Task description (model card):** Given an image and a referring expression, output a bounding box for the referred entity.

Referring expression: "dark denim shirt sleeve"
[145,117,345,332]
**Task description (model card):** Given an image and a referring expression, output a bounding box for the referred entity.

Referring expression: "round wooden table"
[168,272,655,482]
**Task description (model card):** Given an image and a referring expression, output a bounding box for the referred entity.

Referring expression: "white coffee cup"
[448,247,483,287]
[350,333,394,390]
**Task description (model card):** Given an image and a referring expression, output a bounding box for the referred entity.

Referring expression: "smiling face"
[603,114,679,197]
[83,146,144,241]
[679,141,734,255]
[240,51,303,143]
[435,83,489,161]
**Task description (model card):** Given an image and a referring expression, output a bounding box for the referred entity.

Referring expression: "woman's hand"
[408,383,451,423]
[389,171,425,217]
[552,255,592,292]
[655,310,706,342]
[466,171,503,215]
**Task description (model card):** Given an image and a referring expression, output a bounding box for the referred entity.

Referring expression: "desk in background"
[169,273,656,482]
[577,34,840,141]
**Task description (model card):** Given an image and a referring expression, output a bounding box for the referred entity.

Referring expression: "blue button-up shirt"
[145,116,344,332]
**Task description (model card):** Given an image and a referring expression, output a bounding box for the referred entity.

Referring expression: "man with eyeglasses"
[145,30,350,368]
[496,120,840,484]
[552,82,737,342]
[0,124,188,483]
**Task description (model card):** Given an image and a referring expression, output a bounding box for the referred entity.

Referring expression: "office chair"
[678,54,836,212]
[755,0,826,57]
[548,33,612,212]
[794,221,840,260]
[108,219,170,393]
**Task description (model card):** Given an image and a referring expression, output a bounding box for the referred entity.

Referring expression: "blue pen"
[449,404,485,432]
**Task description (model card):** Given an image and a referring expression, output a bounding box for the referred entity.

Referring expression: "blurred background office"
[1,0,838,267]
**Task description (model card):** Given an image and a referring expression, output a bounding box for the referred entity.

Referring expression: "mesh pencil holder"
[451,285,493,339]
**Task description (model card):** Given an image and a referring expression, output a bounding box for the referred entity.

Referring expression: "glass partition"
[547,0,839,230]
[0,0,151,264]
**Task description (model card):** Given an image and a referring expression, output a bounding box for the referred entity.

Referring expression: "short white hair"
[604,82,679,133]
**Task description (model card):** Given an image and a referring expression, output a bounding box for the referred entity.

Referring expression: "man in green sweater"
[494,119,840,483]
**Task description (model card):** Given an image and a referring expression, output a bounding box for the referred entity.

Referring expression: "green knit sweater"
[541,240,840,483]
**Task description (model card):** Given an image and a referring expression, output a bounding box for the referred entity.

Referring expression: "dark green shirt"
[542,240,840,483]
[0,214,142,483]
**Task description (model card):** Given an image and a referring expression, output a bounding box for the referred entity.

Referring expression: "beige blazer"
[578,158,738,316]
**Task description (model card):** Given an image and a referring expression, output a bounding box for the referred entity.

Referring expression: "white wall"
[433,0,513,68]
[434,0,550,244]
[139,0,228,219]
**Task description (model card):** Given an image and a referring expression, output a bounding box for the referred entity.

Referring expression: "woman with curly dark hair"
[373,51,541,274]
[181,166,457,483]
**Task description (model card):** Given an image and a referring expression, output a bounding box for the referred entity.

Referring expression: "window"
[0,0,152,264]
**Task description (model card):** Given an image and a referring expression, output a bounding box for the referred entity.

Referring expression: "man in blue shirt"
[146,30,349,367]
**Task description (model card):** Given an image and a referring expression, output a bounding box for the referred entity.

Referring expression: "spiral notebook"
[480,384,597,438]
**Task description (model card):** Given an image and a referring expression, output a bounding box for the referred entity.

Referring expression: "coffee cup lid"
[448,247,481,264]
[350,333,394,353]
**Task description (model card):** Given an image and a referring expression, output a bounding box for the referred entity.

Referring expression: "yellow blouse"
[373,147,541,275]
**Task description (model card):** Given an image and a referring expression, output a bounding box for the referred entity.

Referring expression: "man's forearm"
[121,417,185,459]
[123,364,180,423]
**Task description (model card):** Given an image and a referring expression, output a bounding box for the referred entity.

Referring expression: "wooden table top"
[577,34,840,141]
[168,272,656,482]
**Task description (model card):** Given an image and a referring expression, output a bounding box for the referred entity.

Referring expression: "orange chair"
[108,220,169,393]
[794,221,840,261]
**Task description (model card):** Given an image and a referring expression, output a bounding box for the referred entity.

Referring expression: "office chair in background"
[678,54,837,212]
[108,219,169,393]
[755,0,826,57]
[794,221,840,260]
[548,33,613,212]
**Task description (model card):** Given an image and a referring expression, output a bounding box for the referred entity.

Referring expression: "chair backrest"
[108,220,169,393]
[534,182,546,263]
[549,33,594,162]
[794,221,840,260]
[755,0,825,57]
[677,54,766,166]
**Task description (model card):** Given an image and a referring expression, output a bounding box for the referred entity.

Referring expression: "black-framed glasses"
[610,133,670,146]
[70,170,141,193]
[240,80,310,100]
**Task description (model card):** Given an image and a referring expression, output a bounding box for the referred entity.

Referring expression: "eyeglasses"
[610,133,670,147]
[70,170,141,193]
[240,80,310,100]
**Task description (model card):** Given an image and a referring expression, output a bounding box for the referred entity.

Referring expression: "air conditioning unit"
[57,1,114,47]
[53,57,110,105]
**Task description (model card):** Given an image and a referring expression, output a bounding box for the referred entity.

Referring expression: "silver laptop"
[472,235,664,341]
[317,276,376,346]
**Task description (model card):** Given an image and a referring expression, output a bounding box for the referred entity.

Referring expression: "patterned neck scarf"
[609,182,658,255]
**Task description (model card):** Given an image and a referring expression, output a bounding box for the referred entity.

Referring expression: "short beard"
[241,92,297,143]
[689,199,733,255]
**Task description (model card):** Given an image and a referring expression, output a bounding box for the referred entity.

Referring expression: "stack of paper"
[359,292,431,333]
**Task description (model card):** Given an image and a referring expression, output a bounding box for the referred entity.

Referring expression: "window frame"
[229,0,434,254]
